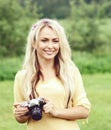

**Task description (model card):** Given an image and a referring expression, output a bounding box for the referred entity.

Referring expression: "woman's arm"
[54,106,89,120]
[43,101,90,120]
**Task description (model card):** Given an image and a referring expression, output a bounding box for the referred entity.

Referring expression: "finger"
[14,108,29,116]
[42,98,49,103]
[43,103,54,113]
[14,103,21,108]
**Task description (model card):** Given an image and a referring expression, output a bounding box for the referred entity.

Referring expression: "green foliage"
[65,0,111,56]
[0,57,23,80]
[0,0,39,57]
[0,54,111,81]
[68,0,102,53]
[18,0,41,18]
[67,19,102,52]
[72,52,111,74]
[99,1,111,18]
[0,0,23,56]
[37,0,70,19]
[18,0,111,19]
[0,0,111,57]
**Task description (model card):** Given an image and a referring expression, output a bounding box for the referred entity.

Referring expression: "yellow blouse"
[13,68,91,130]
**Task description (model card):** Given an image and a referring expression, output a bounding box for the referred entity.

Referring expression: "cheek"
[55,43,60,49]
[55,46,60,55]
[36,42,44,50]
[56,45,60,51]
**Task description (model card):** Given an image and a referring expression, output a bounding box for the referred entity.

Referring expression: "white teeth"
[46,51,53,54]
[46,50,54,55]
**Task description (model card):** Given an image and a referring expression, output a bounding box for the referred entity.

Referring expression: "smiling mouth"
[45,51,54,55]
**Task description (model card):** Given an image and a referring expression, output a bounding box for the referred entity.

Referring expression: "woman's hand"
[43,100,58,117]
[13,103,30,123]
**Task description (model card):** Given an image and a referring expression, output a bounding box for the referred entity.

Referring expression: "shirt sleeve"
[13,70,26,104]
[72,67,91,110]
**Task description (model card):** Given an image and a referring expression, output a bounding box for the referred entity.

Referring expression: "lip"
[45,51,54,55]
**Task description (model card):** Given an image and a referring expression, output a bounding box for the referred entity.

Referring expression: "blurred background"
[0,0,111,130]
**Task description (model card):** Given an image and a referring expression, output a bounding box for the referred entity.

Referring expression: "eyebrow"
[40,36,59,40]
[40,37,59,40]
[53,38,59,40]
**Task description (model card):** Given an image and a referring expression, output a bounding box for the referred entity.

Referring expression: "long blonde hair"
[22,18,76,107]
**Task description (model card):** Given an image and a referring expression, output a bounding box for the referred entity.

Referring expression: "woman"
[13,18,91,130]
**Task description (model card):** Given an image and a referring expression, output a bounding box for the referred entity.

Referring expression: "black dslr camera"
[21,97,46,120]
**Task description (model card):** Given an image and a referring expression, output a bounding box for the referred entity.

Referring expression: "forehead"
[39,26,58,38]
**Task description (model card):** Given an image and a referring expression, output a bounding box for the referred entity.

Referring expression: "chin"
[44,55,55,60]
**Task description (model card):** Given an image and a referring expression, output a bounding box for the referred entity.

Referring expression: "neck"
[38,59,56,81]
[39,58,54,69]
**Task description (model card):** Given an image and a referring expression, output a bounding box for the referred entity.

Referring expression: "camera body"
[21,97,46,120]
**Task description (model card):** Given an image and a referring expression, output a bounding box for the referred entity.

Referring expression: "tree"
[68,0,102,52]
[36,0,70,19]
[99,1,111,18]
[0,0,39,57]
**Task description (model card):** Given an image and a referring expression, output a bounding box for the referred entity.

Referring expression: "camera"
[21,97,46,120]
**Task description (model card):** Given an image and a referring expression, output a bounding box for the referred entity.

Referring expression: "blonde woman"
[13,18,91,130]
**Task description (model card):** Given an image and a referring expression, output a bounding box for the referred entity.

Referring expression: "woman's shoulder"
[70,64,82,80]
[15,69,27,79]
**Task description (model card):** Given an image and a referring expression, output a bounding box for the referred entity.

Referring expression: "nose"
[47,41,53,48]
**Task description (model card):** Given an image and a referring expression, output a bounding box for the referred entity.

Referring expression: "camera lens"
[31,107,42,120]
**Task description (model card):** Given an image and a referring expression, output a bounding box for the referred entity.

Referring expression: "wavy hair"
[22,18,76,107]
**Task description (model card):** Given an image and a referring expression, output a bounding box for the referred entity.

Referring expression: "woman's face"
[36,26,60,61]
